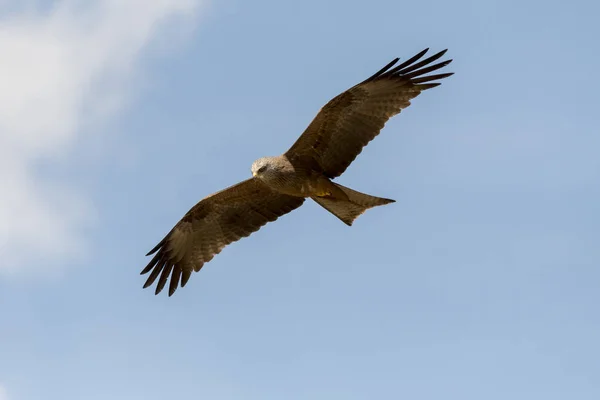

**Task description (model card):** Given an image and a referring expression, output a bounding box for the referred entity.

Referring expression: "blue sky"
[1,0,599,399]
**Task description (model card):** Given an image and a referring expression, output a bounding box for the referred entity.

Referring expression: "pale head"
[251,156,276,178]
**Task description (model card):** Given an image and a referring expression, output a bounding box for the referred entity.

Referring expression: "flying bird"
[141,48,453,296]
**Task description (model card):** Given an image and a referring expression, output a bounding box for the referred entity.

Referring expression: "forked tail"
[311,183,395,226]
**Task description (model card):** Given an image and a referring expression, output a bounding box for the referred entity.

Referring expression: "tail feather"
[312,183,395,226]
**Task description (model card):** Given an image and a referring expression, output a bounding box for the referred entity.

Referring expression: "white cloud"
[0,384,7,400]
[0,0,204,274]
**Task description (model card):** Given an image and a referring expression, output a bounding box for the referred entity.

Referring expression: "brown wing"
[140,178,305,296]
[285,48,453,178]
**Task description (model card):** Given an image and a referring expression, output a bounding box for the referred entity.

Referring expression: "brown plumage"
[141,179,304,296]
[142,48,453,296]
[286,48,452,178]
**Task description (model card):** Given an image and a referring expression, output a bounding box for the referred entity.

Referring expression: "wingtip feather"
[145,242,163,256]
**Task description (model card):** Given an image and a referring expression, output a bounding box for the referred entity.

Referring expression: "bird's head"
[251,157,274,179]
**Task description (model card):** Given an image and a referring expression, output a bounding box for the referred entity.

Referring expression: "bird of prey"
[141,48,453,296]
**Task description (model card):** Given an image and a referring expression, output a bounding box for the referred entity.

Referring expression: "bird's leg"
[313,177,349,201]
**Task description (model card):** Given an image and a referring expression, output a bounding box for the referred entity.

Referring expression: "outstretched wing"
[141,178,305,296]
[286,48,453,178]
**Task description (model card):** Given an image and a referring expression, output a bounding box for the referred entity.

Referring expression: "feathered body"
[251,155,393,224]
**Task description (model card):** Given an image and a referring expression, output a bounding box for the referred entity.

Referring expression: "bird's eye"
[258,165,267,173]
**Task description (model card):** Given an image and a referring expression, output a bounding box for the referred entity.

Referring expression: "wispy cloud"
[0,384,7,400]
[0,0,204,274]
